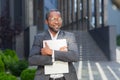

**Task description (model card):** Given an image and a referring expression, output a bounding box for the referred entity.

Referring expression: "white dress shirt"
[48,30,64,78]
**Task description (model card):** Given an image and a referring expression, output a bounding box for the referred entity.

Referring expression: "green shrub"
[0,72,17,80]
[0,49,28,77]
[3,49,19,62]
[117,35,120,46]
[0,50,3,55]
[9,60,28,76]
[0,55,5,72]
[20,68,36,80]
[2,49,19,70]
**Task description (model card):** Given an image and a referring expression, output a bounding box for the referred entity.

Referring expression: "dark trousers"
[49,77,65,80]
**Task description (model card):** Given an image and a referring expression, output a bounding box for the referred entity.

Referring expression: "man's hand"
[59,46,68,52]
[41,42,53,56]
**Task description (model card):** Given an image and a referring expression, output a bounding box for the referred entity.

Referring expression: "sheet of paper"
[45,61,69,74]
[43,39,69,74]
[43,39,67,50]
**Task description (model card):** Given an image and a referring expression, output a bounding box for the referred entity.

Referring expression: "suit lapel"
[57,30,65,39]
[44,30,52,40]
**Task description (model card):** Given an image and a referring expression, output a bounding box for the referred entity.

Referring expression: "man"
[29,9,79,80]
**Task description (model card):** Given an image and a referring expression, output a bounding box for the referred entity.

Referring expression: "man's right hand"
[59,46,68,52]
[41,42,53,56]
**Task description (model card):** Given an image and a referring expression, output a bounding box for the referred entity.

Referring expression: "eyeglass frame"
[48,17,63,22]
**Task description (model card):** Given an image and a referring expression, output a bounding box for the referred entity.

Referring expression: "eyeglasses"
[48,17,62,22]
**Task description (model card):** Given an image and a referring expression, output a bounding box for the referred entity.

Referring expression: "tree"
[111,0,120,10]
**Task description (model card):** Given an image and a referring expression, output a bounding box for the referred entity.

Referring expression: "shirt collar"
[48,30,60,40]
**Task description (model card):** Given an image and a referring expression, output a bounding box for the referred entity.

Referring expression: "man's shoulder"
[35,31,46,37]
[61,30,74,35]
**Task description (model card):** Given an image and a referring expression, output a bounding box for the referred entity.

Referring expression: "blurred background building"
[0,0,119,60]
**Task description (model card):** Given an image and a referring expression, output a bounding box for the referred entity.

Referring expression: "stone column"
[24,0,33,27]
[15,0,34,59]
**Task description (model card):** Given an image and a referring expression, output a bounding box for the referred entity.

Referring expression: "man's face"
[46,11,62,33]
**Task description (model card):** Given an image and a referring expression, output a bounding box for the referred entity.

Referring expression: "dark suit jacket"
[29,30,79,80]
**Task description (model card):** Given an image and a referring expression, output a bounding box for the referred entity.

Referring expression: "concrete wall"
[16,32,24,59]
[89,26,116,61]
[24,26,37,59]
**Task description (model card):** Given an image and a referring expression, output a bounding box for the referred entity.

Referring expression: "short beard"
[49,27,59,33]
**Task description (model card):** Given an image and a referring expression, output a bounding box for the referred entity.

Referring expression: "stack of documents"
[43,39,69,74]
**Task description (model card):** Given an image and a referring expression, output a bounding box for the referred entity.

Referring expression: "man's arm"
[54,33,79,62]
[28,35,53,66]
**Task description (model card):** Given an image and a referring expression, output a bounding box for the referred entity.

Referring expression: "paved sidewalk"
[73,44,120,80]
[74,61,120,80]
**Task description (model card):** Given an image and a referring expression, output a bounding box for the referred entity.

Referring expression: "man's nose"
[54,20,59,23]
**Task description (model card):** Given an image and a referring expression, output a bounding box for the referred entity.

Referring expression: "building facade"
[0,0,118,60]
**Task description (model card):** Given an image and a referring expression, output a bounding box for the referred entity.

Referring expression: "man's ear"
[45,20,48,24]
